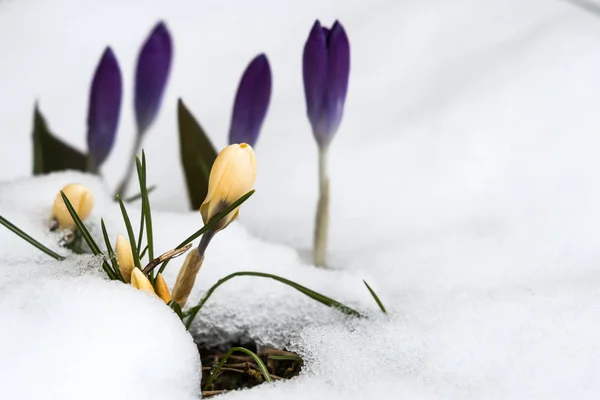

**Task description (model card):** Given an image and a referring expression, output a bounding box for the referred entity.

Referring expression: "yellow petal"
[131,268,155,294]
[116,234,134,283]
[199,144,257,231]
[155,273,172,304]
[52,183,95,230]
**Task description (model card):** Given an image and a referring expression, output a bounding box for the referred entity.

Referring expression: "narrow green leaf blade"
[141,152,154,261]
[116,195,141,271]
[177,98,217,210]
[32,104,88,175]
[157,190,255,275]
[60,192,116,279]
[185,271,362,329]
[0,215,65,261]
[100,218,124,282]
[363,280,387,314]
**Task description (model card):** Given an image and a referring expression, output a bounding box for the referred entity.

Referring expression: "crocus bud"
[52,184,94,231]
[200,143,257,232]
[302,20,350,147]
[228,54,272,147]
[131,268,155,294]
[116,234,134,283]
[155,273,171,304]
[172,248,204,307]
[134,21,173,135]
[87,47,123,170]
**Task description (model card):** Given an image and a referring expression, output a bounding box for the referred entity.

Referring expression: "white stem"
[313,146,330,268]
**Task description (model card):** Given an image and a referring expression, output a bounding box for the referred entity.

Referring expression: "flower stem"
[171,232,214,307]
[113,134,143,199]
[313,146,329,267]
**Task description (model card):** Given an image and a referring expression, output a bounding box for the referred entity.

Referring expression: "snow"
[3,0,600,399]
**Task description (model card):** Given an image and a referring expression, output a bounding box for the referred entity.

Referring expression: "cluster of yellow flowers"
[50,143,257,306]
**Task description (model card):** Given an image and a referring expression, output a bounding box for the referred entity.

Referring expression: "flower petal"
[228,54,272,147]
[302,20,328,141]
[86,47,122,167]
[134,21,173,135]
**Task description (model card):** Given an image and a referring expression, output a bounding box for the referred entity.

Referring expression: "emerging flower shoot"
[51,184,94,231]
[201,143,257,233]
[86,47,123,173]
[303,20,350,148]
[115,21,172,198]
[131,268,155,294]
[302,20,350,268]
[228,54,272,147]
[155,273,171,303]
[172,143,257,307]
[116,233,135,283]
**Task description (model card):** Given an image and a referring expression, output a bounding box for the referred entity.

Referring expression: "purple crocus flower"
[134,21,173,135]
[302,20,350,147]
[228,54,272,147]
[86,47,122,168]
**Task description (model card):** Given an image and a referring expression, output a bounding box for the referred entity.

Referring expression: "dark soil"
[199,341,303,398]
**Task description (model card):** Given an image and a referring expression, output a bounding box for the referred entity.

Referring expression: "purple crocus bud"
[134,21,173,135]
[228,54,272,147]
[302,20,350,148]
[87,47,122,168]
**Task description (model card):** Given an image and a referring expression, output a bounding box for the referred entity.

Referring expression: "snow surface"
[3,0,600,399]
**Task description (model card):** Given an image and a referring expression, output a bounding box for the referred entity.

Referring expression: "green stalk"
[157,190,255,275]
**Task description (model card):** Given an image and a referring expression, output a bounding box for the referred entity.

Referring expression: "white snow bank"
[0,268,201,400]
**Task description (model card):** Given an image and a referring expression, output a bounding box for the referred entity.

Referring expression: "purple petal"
[134,21,173,135]
[302,20,328,144]
[86,47,122,167]
[323,20,350,139]
[228,54,272,147]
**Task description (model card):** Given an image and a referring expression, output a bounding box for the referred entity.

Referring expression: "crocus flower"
[52,184,95,231]
[172,143,257,307]
[302,20,350,147]
[116,234,134,283]
[201,143,257,232]
[134,21,173,135]
[155,273,172,304]
[228,54,272,147]
[87,47,122,169]
[131,268,155,294]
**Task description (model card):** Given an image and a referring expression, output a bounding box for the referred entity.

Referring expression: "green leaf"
[116,195,141,271]
[202,346,272,391]
[0,215,65,261]
[363,280,387,314]
[167,300,184,320]
[60,192,116,279]
[100,218,124,282]
[157,190,255,275]
[32,104,88,175]
[177,98,217,210]
[185,271,363,329]
[138,152,154,262]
